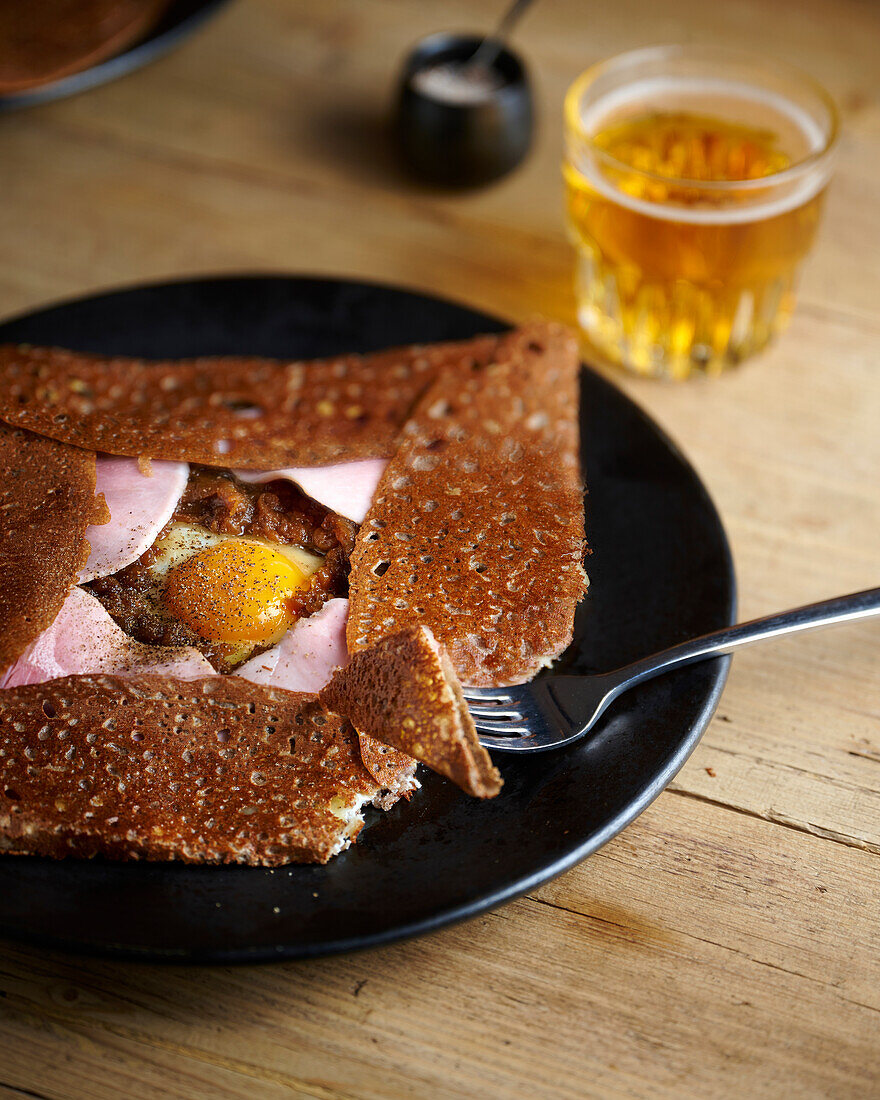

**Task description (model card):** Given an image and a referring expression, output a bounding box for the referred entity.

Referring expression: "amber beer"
[563,49,838,378]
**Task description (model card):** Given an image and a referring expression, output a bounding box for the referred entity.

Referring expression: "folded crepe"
[0,323,588,862]
[0,675,418,865]
[0,619,501,863]
[0,423,103,673]
[0,335,500,467]
[347,323,588,685]
[321,626,502,798]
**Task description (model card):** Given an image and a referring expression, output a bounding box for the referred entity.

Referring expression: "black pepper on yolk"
[162,541,310,646]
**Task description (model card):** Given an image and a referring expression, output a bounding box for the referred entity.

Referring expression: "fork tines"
[461,686,530,735]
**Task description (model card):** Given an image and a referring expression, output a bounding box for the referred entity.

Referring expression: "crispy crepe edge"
[322,625,502,799]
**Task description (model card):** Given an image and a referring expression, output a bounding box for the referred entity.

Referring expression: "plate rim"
[0,272,737,964]
[0,0,234,113]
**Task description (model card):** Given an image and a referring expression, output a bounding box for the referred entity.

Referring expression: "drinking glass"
[563,46,839,378]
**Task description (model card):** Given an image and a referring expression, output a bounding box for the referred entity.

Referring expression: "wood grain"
[0,0,878,1096]
[1,798,878,1099]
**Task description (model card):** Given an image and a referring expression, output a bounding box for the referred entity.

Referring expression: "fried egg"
[147,523,323,655]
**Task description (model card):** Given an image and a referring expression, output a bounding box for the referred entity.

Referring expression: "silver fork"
[464,586,880,751]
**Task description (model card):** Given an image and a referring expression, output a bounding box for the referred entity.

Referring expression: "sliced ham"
[236,598,349,693]
[234,459,386,524]
[0,586,214,688]
[79,456,189,583]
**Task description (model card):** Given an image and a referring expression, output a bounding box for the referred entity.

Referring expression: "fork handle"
[602,585,880,701]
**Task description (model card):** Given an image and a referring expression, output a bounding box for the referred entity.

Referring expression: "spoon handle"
[495,0,537,41]
[468,0,536,72]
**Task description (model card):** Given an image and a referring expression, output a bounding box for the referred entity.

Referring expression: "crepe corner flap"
[347,321,589,687]
[0,335,500,469]
[0,675,417,866]
[0,423,100,677]
[322,625,502,799]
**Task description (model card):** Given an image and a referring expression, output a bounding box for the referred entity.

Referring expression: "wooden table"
[1,1,878,1096]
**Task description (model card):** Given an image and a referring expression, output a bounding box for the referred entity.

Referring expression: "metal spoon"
[464,0,537,78]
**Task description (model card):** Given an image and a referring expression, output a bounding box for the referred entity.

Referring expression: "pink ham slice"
[235,598,349,693]
[234,460,386,524]
[0,586,214,688]
[79,456,189,583]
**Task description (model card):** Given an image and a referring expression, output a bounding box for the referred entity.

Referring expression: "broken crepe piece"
[0,675,417,865]
[0,423,102,677]
[347,322,589,687]
[322,625,502,799]
[0,335,500,469]
[356,733,420,791]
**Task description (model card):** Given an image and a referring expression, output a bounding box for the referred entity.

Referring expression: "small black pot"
[395,32,534,188]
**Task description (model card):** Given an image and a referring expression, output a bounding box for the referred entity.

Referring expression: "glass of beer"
[563,46,838,378]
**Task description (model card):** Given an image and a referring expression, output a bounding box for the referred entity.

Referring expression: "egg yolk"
[162,541,309,646]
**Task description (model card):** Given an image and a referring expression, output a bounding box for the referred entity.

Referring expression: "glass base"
[575,251,798,380]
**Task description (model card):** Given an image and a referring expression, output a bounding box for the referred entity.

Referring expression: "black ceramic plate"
[0,275,735,962]
[0,0,232,113]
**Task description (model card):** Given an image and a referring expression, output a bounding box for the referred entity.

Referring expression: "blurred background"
[1,0,877,332]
